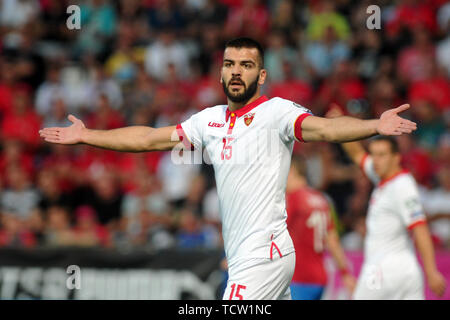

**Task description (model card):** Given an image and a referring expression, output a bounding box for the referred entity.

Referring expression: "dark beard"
[222,75,259,104]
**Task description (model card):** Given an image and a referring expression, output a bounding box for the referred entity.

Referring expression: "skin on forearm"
[80,125,179,152]
[326,230,350,271]
[413,224,439,277]
[302,116,379,143]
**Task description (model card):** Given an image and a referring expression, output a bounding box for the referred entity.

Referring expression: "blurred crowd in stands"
[0,0,449,251]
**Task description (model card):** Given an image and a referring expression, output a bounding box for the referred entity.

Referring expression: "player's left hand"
[376,104,417,136]
[341,274,357,295]
[427,270,446,297]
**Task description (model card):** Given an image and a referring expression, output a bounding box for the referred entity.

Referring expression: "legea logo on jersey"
[208,122,225,128]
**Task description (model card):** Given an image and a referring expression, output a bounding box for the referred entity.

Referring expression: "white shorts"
[222,252,295,300]
[353,253,424,300]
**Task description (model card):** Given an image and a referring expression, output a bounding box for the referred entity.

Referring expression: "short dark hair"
[225,37,264,68]
[370,136,400,154]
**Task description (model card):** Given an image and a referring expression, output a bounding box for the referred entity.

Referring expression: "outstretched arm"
[323,105,369,167]
[39,115,180,152]
[301,104,417,143]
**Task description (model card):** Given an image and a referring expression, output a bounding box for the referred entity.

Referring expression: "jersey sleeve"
[359,153,380,184]
[277,99,313,143]
[176,112,203,150]
[395,177,427,230]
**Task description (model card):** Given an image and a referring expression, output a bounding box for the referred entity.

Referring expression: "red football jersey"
[286,187,334,285]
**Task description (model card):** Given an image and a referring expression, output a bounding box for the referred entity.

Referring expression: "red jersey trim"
[378,169,409,188]
[227,114,237,135]
[358,153,370,180]
[176,124,195,150]
[270,234,283,260]
[225,95,268,122]
[359,153,369,171]
[407,219,427,231]
[293,113,312,142]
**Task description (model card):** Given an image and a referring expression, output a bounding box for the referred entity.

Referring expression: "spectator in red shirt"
[397,132,434,187]
[315,61,366,115]
[192,61,227,110]
[71,144,120,185]
[223,0,269,42]
[86,93,126,130]
[40,143,79,192]
[0,138,34,181]
[0,59,15,116]
[397,26,436,84]
[116,152,162,192]
[268,60,313,107]
[1,87,41,150]
[0,59,31,117]
[387,0,438,38]
[408,60,450,112]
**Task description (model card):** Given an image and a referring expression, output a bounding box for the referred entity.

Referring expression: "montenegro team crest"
[244,113,255,126]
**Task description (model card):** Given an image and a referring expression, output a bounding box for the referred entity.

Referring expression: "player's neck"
[228,93,261,112]
[380,165,403,182]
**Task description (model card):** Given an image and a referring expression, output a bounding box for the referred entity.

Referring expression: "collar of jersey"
[378,169,409,188]
[225,95,268,122]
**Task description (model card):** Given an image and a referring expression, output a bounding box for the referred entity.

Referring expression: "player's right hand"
[427,270,446,297]
[39,114,86,145]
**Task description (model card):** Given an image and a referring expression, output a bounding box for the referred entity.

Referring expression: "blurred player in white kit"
[334,115,446,299]
[40,38,418,300]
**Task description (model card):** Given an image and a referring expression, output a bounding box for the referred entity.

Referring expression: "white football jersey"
[177,95,312,268]
[360,154,427,263]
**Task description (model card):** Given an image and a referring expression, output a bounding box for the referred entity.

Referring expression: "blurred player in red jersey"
[286,154,356,300]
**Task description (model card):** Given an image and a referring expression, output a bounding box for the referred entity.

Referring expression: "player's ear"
[258,69,267,85]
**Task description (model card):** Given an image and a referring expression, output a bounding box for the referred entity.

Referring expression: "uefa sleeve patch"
[293,102,313,115]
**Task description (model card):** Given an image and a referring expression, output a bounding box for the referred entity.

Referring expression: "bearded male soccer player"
[40,38,417,300]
